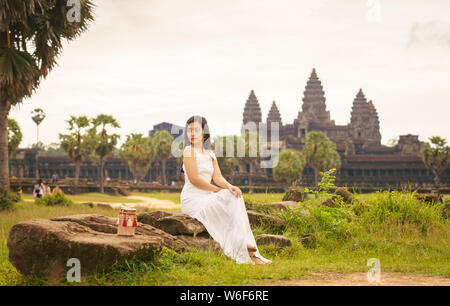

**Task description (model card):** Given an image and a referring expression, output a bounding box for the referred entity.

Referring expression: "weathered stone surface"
[137,211,206,235]
[282,186,305,202]
[320,198,337,208]
[7,214,187,280]
[97,203,114,210]
[298,234,315,247]
[177,233,221,253]
[247,210,287,230]
[334,187,353,203]
[414,193,444,204]
[256,234,291,247]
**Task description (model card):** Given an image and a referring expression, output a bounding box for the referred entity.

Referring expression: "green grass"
[0,190,449,285]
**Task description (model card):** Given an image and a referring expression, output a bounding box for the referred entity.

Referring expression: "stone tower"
[266,100,282,141]
[266,100,282,127]
[241,89,262,135]
[348,89,381,145]
[296,68,332,125]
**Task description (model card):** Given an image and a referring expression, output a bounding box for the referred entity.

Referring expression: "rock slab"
[7,214,187,280]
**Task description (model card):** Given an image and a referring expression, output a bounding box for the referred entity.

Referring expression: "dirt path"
[109,195,180,210]
[255,272,450,286]
[25,195,180,210]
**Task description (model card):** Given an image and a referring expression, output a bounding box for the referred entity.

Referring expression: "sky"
[10,0,450,148]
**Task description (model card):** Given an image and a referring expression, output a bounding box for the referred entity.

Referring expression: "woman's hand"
[227,185,242,198]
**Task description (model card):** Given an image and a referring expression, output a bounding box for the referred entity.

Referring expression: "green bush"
[359,190,442,230]
[280,204,357,241]
[0,189,17,211]
[35,192,74,206]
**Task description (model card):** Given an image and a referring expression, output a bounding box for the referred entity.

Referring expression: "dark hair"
[180,115,211,174]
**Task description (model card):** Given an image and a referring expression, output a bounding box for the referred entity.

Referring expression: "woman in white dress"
[180,115,272,265]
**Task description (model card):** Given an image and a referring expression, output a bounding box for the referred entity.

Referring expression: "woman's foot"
[250,253,268,265]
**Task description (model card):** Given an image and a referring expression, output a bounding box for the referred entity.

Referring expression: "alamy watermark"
[366,0,382,23]
[67,0,81,23]
[170,118,280,169]
[367,258,381,283]
[66,258,81,282]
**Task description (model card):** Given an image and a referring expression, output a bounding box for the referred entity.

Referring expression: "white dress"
[180,146,272,265]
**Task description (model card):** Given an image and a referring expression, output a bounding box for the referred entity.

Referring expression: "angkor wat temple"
[240,68,449,188]
[8,69,449,189]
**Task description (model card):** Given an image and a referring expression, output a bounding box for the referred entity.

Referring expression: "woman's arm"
[212,159,232,189]
[183,147,221,192]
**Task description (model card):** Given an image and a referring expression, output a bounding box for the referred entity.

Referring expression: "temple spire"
[242,89,262,128]
[297,68,331,124]
[266,100,282,126]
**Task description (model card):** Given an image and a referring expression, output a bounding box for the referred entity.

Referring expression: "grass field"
[0,191,449,285]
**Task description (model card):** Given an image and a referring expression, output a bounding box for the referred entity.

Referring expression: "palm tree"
[119,133,155,184]
[422,136,450,193]
[7,118,22,159]
[0,0,95,192]
[89,114,120,193]
[59,115,93,192]
[302,131,341,186]
[152,130,173,186]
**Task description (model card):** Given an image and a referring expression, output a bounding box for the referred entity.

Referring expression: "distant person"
[52,185,62,195]
[42,182,51,196]
[33,179,43,198]
[17,186,23,198]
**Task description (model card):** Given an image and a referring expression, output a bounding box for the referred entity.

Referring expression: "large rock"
[7,214,187,280]
[282,186,305,202]
[137,211,206,235]
[414,193,444,204]
[137,211,221,252]
[256,234,291,248]
[334,187,354,203]
[247,210,287,230]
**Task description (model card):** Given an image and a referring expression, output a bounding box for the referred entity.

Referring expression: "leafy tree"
[7,118,22,158]
[152,130,173,186]
[88,114,120,193]
[302,131,341,186]
[59,115,93,191]
[119,133,155,183]
[0,0,95,191]
[422,136,450,192]
[273,150,306,187]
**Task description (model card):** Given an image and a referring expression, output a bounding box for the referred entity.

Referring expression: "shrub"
[0,189,17,211]
[35,192,74,206]
[280,204,356,241]
[359,190,443,233]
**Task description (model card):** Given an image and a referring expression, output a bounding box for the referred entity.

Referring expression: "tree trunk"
[99,157,104,193]
[0,100,11,192]
[161,158,167,185]
[74,161,80,193]
[433,172,441,194]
